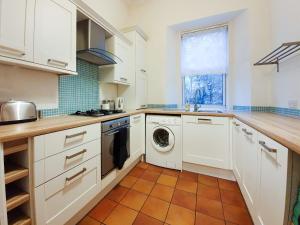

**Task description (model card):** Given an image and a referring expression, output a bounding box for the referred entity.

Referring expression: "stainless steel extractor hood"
[77,19,120,66]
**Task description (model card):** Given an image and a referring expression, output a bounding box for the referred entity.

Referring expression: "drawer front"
[45,139,100,182]
[44,123,100,157]
[44,156,99,225]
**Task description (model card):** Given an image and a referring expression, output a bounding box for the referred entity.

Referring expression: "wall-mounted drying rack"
[254,41,300,72]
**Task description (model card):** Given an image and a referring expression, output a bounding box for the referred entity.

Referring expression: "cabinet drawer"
[183,115,228,125]
[44,123,100,157]
[44,156,99,225]
[44,139,100,182]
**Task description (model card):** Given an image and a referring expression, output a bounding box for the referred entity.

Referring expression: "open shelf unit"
[1,138,32,225]
[254,41,300,72]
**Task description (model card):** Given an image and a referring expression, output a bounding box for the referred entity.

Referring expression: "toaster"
[0,101,37,125]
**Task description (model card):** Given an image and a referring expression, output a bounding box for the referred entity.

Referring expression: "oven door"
[101,125,130,178]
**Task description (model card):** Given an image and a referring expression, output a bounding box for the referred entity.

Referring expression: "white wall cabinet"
[182,116,230,169]
[232,119,290,225]
[118,29,148,109]
[34,0,76,72]
[99,36,131,85]
[130,113,145,161]
[0,0,34,61]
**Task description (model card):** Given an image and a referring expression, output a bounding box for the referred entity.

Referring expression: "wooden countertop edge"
[1,109,300,155]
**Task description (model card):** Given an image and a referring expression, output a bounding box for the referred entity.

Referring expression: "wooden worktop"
[0,109,300,155]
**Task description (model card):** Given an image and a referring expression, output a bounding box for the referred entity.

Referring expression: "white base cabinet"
[232,119,290,225]
[182,116,230,169]
[130,113,145,161]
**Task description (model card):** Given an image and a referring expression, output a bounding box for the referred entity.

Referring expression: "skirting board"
[65,156,142,225]
[183,162,236,181]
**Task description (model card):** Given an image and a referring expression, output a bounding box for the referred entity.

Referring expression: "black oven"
[101,117,130,178]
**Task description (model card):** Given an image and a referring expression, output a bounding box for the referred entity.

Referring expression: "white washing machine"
[146,115,182,170]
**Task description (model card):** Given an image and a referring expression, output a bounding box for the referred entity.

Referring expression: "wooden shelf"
[5,164,29,184]
[4,143,28,156]
[6,187,30,211]
[8,210,31,225]
[254,41,300,72]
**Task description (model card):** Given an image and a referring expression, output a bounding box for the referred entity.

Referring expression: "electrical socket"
[288,100,298,109]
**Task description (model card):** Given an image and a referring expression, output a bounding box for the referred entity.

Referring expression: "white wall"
[126,0,272,107]
[269,0,300,109]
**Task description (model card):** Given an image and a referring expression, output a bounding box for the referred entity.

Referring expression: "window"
[181,25,228,106]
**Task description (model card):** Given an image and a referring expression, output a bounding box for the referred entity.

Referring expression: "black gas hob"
[72,109,125,117]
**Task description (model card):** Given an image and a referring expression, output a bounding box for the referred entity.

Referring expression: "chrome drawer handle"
[65,168,86,182]
[233,121,240,126]
[65,131,87,139]
[242,128,252,135]
[198,118,211,121]
[48,59,68,68]
[0,44,25,56]
[259,141,277,153]
[133,115,141,120]
[120,77,128,81]
[140,69,146,73]
[65,149,87,160]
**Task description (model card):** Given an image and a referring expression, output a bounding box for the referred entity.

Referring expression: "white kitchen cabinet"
[130,114,145,161]
[34,0,76,72]
[232,119,243,183]
[0,0,34,61]
[182,116,230,169]
[118,29,148,110]
[99,36,131,85]
[255,133,289,225]
[240,123,258,214]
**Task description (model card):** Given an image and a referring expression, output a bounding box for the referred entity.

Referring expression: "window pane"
[183,74,224,105]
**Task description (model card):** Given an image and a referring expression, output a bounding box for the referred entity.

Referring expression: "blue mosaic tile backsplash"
[41,59,100,117]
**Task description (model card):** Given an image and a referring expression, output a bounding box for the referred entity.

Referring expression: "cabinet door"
[256,133,289,225]
[34,0,76,72]
[130,114,145,160]
[135,34,146,71]
[240,123,258,213]
[232,119,243,183]
[182,116,230,169]
[116,38,130,84]
[136,70,147,109]
[0,0,34,61]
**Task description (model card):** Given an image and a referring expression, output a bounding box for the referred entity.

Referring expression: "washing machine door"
[151,126,175,152]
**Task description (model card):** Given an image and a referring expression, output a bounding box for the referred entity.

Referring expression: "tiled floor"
[78,162,253,225]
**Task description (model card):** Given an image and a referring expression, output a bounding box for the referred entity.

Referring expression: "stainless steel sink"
[196,109,224,113]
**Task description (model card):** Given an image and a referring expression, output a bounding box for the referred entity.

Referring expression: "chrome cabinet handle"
[140,69,146,73]
[242,128,252,135]
[233,121,240,126]
[65,131,87,139]
[48,59,68,68]
[65,168,86,182]
[259,141,277,153]
[0,44,25,56]
[65,149,87,160]
[133,115,142,120]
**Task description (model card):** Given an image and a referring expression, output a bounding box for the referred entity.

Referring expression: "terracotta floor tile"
[104,204,138,225]
[162,168,180,177]
[78,216,101,225]
[132,178,155,194]
[120,175,138,188]
[196,196,224,220]
[220,189,246,208]
[198,174,219,188]
[141,196,170,221]
[140,170,160,182]
[176,178,197,193]
[147,164,164,173]
[179,170,198,181]
[195,212,226,225]
[157,174,178,187]
[166,204,195,225]
[171,189,196,210]
[226,223,237,225]
[133,213,164,225]
[106,185,129,203]
[129,167,145,178]
[88,198,117,222]
[218,179,240,192]
[136,161,149,169]
[223,204,253,225]
[197,183,221,201]
[150,184,174,202]
[120,189,148,211]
